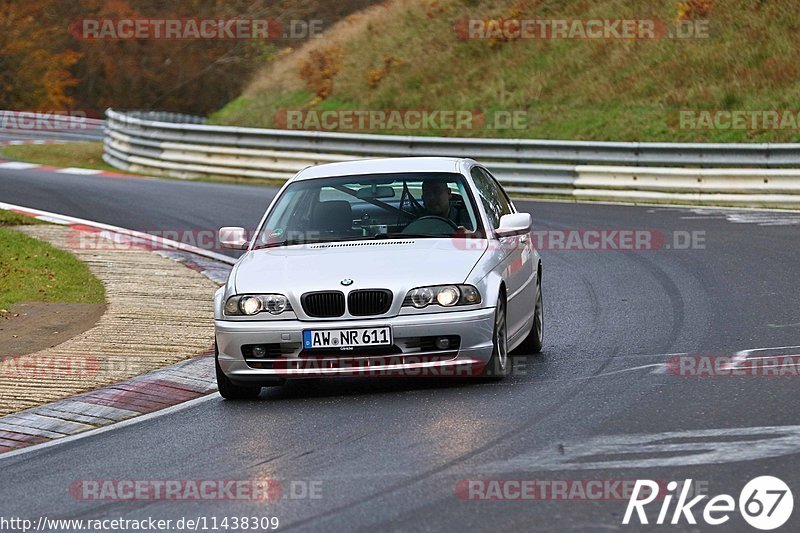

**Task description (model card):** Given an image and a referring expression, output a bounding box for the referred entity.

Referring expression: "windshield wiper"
[253,233,436,248]
[373,232,436,239]
[252,238,324,250]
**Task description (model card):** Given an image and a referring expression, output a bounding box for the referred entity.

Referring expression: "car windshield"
[253,172,483,248]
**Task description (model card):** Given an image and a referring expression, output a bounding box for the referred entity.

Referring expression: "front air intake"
[301,291,346,318]
[348,289,393,316]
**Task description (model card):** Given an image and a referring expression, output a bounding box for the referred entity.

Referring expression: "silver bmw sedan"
[214,157,543,398]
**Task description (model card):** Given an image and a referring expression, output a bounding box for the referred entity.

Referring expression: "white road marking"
[570,353,687,378]
[618,352,689,359]
[726,345,800,370]
[55,167,103,175]
[33,215,69,224]
[0,161,40,170]
[603,346,800,374]
[734,353,800,364]
[482,425,800,472]
[737,345,800,353]
[679,208,800,226]
[571,364,667,380]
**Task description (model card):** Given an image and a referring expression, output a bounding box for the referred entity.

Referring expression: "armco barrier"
[0,110,105,142]
[102,109,800,207]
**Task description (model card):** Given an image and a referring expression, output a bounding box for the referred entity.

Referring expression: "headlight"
[410,287,435,308]
[240,296,263,315]
[224,294,291,316]
[264,294,288,314]
[404,285,481,309]
[460,285,481,305]
[436,286,460,307]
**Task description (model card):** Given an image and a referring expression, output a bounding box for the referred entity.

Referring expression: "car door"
[471,166,535,342]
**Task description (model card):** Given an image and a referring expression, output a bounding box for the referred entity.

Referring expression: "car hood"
[233,239,488,294]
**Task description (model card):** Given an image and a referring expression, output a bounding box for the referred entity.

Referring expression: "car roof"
[292,157,475,181]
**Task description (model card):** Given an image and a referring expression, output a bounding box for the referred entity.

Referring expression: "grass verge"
[0,212,106,310]
[0,210,44,226]
[1,142,119,173]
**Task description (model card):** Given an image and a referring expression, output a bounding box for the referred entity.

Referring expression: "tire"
[215,342,262,400]
[512,275,544,355]
[481,293,509,379]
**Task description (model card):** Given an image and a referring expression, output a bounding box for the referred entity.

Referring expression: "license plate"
[303,327,392,349]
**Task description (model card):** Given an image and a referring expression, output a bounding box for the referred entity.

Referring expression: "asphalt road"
[2,165,799,531]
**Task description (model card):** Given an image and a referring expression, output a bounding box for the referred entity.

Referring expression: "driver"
[421,178,455,221]
[418,178,474,235]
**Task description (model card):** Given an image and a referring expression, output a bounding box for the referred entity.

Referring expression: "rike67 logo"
[624,476,793,530]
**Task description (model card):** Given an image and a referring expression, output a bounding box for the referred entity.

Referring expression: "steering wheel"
[402,216,459,235]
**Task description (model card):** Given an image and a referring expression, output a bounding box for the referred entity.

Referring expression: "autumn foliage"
[0,0,375,115]
[0,1,80,110]
[677,0,713,21]
[299,46,344,102]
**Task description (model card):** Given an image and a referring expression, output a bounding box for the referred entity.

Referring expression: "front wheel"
[215,343,262,400]
[480,294,509,379]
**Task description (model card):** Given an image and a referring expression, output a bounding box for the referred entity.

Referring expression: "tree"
[0,0,79,110]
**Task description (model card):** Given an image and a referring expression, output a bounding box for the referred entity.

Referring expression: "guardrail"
[0,110,105,142]
[103,109,800,207]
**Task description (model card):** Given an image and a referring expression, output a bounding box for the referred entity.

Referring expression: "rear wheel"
[215,342,262,400]
[481,294,509,379]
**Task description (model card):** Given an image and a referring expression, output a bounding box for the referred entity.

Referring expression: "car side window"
[470,166,510,229]
[470,166,500,228]
[481,168,514,218]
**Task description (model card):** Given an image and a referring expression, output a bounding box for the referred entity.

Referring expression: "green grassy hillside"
[211,0,800,142]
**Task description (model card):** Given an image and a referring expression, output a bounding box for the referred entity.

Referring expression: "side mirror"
[219,226,248,250]
[495,213,531,238]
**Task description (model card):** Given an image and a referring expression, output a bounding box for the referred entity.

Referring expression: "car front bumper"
[215,307,496,382]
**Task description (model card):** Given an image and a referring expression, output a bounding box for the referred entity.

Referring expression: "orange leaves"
[367,55,405,89]
[0,1,81,109]
[299,45,344,101]
[677,0,714,21]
